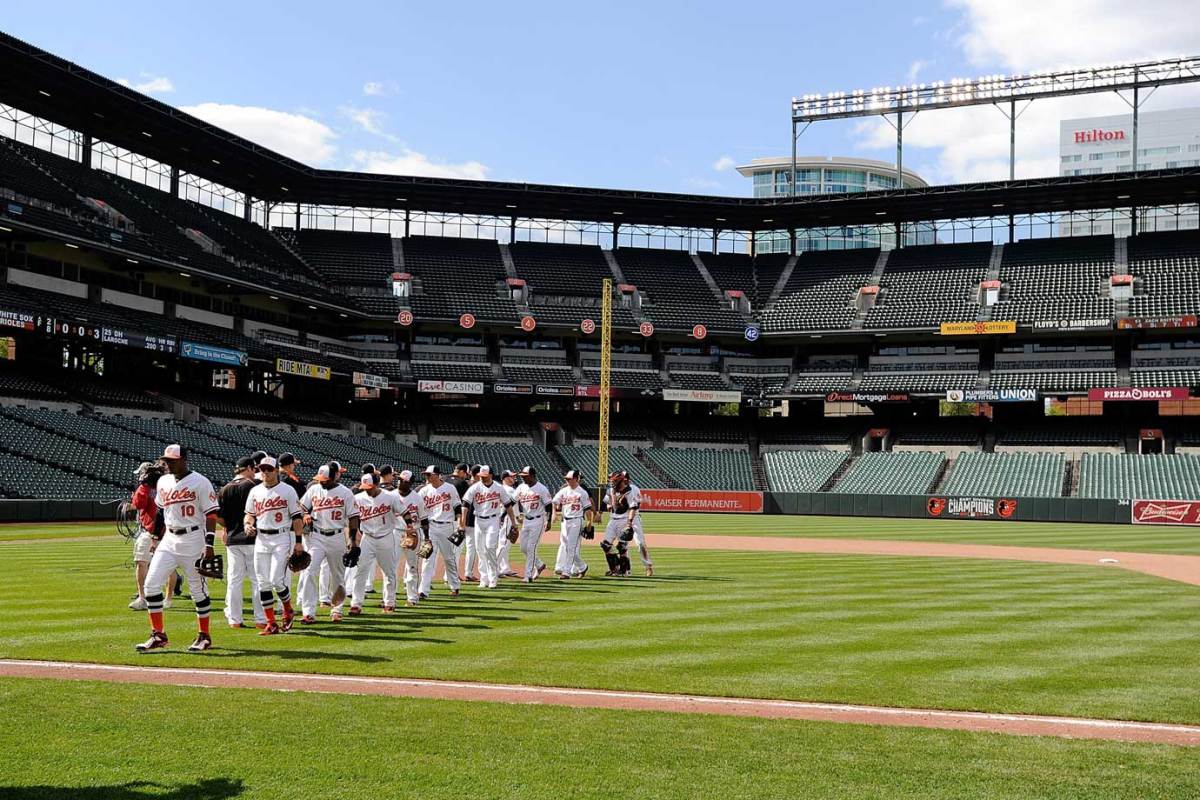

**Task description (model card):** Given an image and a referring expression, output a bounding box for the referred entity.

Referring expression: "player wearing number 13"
[135,444,219,653]
[244,456,305,635]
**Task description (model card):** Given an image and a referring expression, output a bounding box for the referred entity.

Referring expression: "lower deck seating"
[939,452,1065,497]
[555,444,664,489]
[425,442,560,486]
[832,452,944,495]
[762,450,849,492]
[1077,453,1200,500]
[644,448,754,491]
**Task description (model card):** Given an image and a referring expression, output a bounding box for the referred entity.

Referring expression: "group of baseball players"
[128,443,653,653]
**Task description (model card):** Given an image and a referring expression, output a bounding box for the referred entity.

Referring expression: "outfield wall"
[766,493,1130,524]
[0,499,113,522]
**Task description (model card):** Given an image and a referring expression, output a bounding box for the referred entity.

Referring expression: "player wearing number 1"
[135,444,219,653]
[244,455,306,635]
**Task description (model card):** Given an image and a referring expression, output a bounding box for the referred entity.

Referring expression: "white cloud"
[854,1,1200,184]
[712,155,736,172]
[684,176,724,190]
[117,75,174,95]
[181,102,337,164]
[340,105,392,138]
[350,148,490,181]
[363,81,386,96]
[906,60,927,82]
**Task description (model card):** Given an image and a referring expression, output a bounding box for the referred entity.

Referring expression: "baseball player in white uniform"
[461,466,520,589]
[244,456,305,635]
[598,471,653,577]
[350,473,406,613]
[342,465,381,599]
[496,470,517,577]
[298,462,359,623]
[393,469,428,607]
[511,466,553,582]
[456,464,480,582]
[135,445,219,653]
[418,465,464,598]
[552,469,593,579]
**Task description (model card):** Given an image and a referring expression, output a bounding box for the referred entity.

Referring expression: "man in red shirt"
[129,461,172,610]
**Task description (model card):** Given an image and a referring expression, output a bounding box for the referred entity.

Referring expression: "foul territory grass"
[2,679,1198,800]
[3,536,1200,725]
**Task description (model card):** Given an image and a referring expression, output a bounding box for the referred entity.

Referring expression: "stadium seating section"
[940,452,1066,498]
[644,448,755,491]
[832,451,945,495]
[992,236,1114,324]
[761,249,877,331]
[865,242,991,329]
[763,450,848,492]
[1077,453,1200,500]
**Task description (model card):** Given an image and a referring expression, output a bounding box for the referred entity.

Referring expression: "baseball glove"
[506,526,519,544]
[342,545,361,568]
[416,538,434,559]
[288,550,312,572]
[331,583,346,606]
[581,522,595,540]
[448,527,466,547]
[400,528,419,550]
[619,526,634,542]
[195,553,224,580]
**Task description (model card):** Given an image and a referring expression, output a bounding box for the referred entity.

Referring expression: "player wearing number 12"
[297,462,359,623]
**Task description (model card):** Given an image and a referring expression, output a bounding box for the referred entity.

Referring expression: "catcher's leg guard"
[616,541,631,576]
[601,539,621,575]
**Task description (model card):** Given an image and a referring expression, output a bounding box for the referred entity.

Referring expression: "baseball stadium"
[2,13,1200,799]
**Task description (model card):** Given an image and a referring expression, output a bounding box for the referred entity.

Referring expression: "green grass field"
[3,528,1200,725]
[2,677,1198,800]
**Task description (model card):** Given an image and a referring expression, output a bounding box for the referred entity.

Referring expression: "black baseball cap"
[251,450,268,465]
[379,464,395,477]
[455,463,469,473]
[362,463,377,475]
[278,452,297,467]
[235,456,255,472]
[470,464,481,476]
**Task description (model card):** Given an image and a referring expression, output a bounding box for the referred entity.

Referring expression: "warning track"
[2,659,1198,746]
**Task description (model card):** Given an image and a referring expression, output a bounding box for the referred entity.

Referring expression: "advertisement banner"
[181,340,248,367]
[662,388,742,404]
[926,496,1018,519]
[825,391,910,403]
[939,320,1017,336]
[418,379,484,395]
[1087,387,1189,402]
[1131,499,1200,526]
[639,489,763,514]
[1032,319,1112,332]
[946,388,1037,403]
[276,358,331,381]
[1117,315,1199,330]
[536,385,576,397]
[352,371,389,390]
[493,383,533,395]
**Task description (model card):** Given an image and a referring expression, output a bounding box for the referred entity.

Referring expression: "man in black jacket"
[218,456,267,629]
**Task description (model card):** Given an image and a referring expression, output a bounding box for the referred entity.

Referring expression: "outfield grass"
[1,678,1197,800]
[0,521,111,542]
[642,513,1200,554]
[3,536,1200,725]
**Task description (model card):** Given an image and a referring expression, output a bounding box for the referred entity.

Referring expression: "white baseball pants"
[224,543,266,626]
[145,530,209,619]
[556,518,588,576]
[419,522,462,595]
[458,525,478,578]
[497,519,513,574]
[318,559,332,604]
[603,515,652,567]
[518,516,545,580]
[397,531,421,604]
[299,532,347,617]
[253,531,293,594]
[474,515,503,588]
[353,534,398,609]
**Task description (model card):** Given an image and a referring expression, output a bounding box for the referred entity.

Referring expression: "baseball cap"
[398,469,414,482]
[470,464,482,476]
[278,452,297,467]
[362,463,377,475]
[360,473,378,487]
[328,460,342,475]
[455,463,469,473]
[500,469,514,479]
[423,465,440,476]
[316,464,332,480]
[235,456,255,472]
[379,464,395,477]
[161,444,186,460]
[258,455,278,469]
[565,469,581,480]
[478,465,491,477]
[519,465,535,477]
[251,450,268,465]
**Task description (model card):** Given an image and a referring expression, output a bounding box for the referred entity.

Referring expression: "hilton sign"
[1073,129,1126,144]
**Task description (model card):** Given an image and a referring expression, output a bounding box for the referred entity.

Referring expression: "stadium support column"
[712,228,719,255]
[510,216,516,243]
[294,204,301,231]
[613,221,620,250]
[789,228,796,256]
[170,166,179,198]
[790,119,797,200]
[895,110,903,188]
[81,135,92,168]
[243,193,251,223]
[596,277,613,510]
[1009,98,1015,243]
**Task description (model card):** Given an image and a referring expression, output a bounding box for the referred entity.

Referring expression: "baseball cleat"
[187,633,212,652]
[281,612,295,632]
[404,600,417,607]
[537,562,547,576]
[319,601,331,609]
[300,615,317,625]
[228,622,244,629]
[576,565,589,578]
[449,589,459,597]
[135,631,169,652]
[330,611,343,622]
[381,605,395,613]
[559,573,570,580]
[128,597,148,611]
[348,606,362,616]
[258,623,280,636]
[418,592,428,601]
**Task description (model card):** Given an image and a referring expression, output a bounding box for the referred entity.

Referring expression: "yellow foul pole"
[597,277,612,504]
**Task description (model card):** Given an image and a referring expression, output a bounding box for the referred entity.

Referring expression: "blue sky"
[3,0,1197,194]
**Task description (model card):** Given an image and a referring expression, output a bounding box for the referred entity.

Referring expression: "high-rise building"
[1059,108,1200,235]
[737,156,932,253]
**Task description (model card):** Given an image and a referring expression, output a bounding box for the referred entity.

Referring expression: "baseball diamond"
[2,9,1200,799]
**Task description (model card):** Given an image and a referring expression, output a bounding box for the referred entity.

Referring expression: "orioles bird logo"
[997,499,1017,519]
[927,498,946,517]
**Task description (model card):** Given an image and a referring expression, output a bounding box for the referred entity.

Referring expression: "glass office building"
[737,156,932,253]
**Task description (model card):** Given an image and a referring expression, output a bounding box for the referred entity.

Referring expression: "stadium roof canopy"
[3,31,1198,232]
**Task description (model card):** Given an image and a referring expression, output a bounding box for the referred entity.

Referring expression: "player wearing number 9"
[243,455,306,635]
